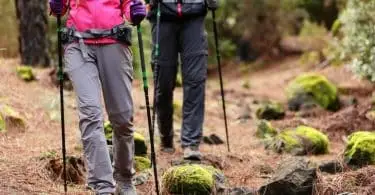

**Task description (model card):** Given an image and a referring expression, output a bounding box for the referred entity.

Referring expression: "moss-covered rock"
[271,126,329,155]
[104,121,113,144]
[16,66,35,82]
[0,105,26,133]
[286,73,340,111]
[344,131,375,166]
[256,120,278,139]
[134,132,148,156]
[162,164,222,195]
[255,101,285,120]
[134,156,151,172]
[104,121,147,156]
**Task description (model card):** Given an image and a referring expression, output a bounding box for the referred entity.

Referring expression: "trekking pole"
[151,2,161,137]
[136,24,160,195]
[211,10,230,152]
[57,14,68,193]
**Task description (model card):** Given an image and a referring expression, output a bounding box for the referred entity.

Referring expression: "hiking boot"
[160,137,175,154]
[183,146,202,160]
[115,184,137,195]
[160,146,176,154]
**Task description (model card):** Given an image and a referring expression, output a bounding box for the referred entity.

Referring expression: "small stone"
[318,160,343,174]
[256,101,285,120]
[259,157,316,195]
[203,134,225,145]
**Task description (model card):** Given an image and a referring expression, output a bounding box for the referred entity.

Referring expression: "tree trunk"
[15,0,49,67]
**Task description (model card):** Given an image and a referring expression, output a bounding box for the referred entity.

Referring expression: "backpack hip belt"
[60,24,132,59]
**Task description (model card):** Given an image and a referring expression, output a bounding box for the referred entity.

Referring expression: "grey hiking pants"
[64,43,135,193]
[151,16,208,148]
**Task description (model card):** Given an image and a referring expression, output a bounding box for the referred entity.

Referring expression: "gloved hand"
[130,0,147,26]
[206,0,219,10]
[49,0,63,15]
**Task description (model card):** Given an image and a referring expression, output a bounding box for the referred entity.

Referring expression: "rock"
[344,131,375,166]
[242,80,251,89]
[171,154,225,170]
[270,126,329,155]
[318,160,343,174]
[134,156,151,172]
[255,120,278,139]
[133,170,152,186]
[16,66,35,82]
[259,157,316,195]
[255,101,285,120]
[203,134,225,145]
[162,164,225,195]
[134,132,148,156]
[286,73,340,111]
[228,187,257,195]
[45,156,86,184]
[0,105,26,133]
[104,121,147,156]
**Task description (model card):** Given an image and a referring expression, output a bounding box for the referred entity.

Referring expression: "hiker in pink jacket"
[50,0,146,194]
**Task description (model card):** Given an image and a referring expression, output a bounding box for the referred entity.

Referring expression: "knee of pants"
[79,105,103,125]
[182,54,207,86]
[109,110,134,136]
[78,105,104,140]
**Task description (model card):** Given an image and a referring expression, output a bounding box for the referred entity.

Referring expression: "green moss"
[162,164,217,195]
[104,121,147,156]
[16,66,35,82]
[134,132,148,156]
[344,131,375,166]
[134,156,151,172]
[272,126,329,155]
[295,126,329,154]
[331,19,342,36]
[242,80,251,89]
[104,121,113,143]
[277,130,302,153]
[0,105,26,133]
[286,73,339,111]
[256,101,285,120]
[256,120,278,139]
[0,114,5,132]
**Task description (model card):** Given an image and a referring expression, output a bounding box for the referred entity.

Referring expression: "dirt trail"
[0,57,374,194]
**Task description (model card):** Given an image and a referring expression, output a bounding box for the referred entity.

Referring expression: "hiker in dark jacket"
[147,0,218,160]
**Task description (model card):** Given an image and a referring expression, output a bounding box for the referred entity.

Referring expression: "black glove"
[206,0,219,10]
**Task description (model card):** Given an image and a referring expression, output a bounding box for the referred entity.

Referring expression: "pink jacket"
[55,0,132,44]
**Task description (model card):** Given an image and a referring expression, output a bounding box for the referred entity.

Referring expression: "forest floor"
[0,56,374,195]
